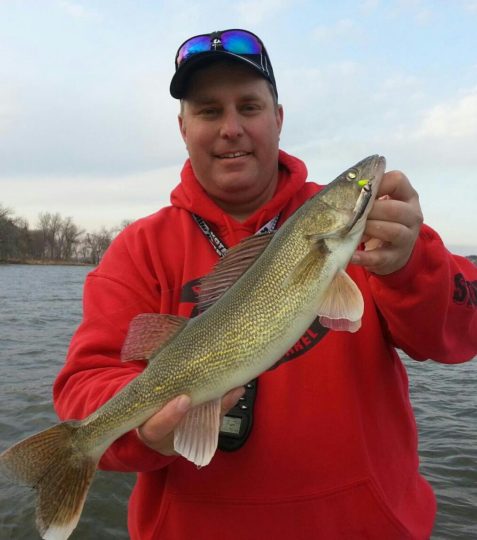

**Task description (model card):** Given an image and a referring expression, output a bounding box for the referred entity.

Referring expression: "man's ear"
[178,114,187,143]
[276,104,284,135]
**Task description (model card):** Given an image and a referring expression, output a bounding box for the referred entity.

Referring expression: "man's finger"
[220,387,246,416]
[137,387,245,451]
[367,199,420,229]
[377,170,418,202]
[352,245,397,275]
[138,394,191,444]
[363,219,411,247]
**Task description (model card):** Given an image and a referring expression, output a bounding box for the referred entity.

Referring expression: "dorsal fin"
[121,313,188,362]
[198,232,275,313]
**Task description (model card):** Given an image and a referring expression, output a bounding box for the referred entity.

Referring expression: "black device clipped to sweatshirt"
[218,378,258,451]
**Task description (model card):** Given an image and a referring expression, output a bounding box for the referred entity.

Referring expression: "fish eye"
[346,169,358,181]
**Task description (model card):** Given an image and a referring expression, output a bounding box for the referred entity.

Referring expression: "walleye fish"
[0,155,385,540]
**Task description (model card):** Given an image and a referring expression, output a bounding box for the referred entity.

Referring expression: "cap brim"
[170,50,273,99]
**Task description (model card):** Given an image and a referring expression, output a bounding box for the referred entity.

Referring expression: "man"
[54,29,477,539]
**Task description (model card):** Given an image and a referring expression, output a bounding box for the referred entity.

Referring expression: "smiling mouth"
[216,151,251,159]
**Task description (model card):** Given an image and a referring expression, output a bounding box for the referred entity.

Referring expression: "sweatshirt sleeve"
[367,224,477,363]
[53,227,179,473]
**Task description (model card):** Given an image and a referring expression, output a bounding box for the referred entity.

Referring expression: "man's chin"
[216,178,257,195]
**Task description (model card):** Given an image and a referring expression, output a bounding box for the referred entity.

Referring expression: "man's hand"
[351,170,423,275]
[136,387,245,456]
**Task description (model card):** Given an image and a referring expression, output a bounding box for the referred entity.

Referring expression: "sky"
[1,0,476,254]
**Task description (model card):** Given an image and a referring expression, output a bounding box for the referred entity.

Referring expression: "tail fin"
[0,421,97,540]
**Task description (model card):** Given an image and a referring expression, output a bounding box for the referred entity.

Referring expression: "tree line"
[0,204,131,265]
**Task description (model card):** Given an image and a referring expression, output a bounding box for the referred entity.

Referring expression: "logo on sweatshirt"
[453,273,477,307]
[180,278,329,363]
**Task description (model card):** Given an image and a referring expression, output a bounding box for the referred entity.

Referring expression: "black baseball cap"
[170,29,278,99]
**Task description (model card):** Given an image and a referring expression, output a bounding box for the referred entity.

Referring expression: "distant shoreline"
[2,256,476,267]
[0,259,94,267]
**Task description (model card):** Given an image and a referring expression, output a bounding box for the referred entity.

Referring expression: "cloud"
[312,19,357,42]
[234,0,295,26]
[57,0,101,20]
[360,0,380,11]
[0,87,19,135]
[279,64,477,167]
[464,0,477,13]
[416,89,477,138]
[1,164,183,231]
[0,68,183,177]
[391,0,434,25]
[278,62,427,154]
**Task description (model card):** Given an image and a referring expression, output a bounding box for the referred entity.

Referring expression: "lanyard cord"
[191,213,281,259]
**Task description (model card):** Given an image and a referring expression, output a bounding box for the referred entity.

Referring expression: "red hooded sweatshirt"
[54,151,477,540]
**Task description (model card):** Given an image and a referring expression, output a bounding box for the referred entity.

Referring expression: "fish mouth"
[353,155,386,201]
[348,155,386,231]
[371,155,386,185]
[360,155,386,191]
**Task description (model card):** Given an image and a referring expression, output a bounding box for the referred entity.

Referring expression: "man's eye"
[200,108,218,116]
[243,104,259,111]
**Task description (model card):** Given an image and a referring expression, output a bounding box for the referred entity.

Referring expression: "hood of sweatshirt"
[170,150,309,244]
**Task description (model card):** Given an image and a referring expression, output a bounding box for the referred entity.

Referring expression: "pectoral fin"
[174,399,222,467]
[317,269,364,333]
[121,313,188,363]
[285,238,330,287]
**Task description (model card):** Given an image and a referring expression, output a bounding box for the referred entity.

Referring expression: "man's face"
[178,62,283,218]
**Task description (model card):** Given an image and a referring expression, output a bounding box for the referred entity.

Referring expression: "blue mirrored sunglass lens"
[177,35,211,64]
[221,31,262,54]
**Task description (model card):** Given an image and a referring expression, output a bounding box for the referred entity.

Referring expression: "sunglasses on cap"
[176,29,264,67]
[170,29,277,99]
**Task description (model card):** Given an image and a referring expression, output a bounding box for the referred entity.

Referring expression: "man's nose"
[219,110,244,139]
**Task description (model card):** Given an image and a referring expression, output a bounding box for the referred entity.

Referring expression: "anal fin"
[174,399,221,467]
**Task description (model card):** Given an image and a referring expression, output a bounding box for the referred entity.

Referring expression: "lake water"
[0,264,476,539]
